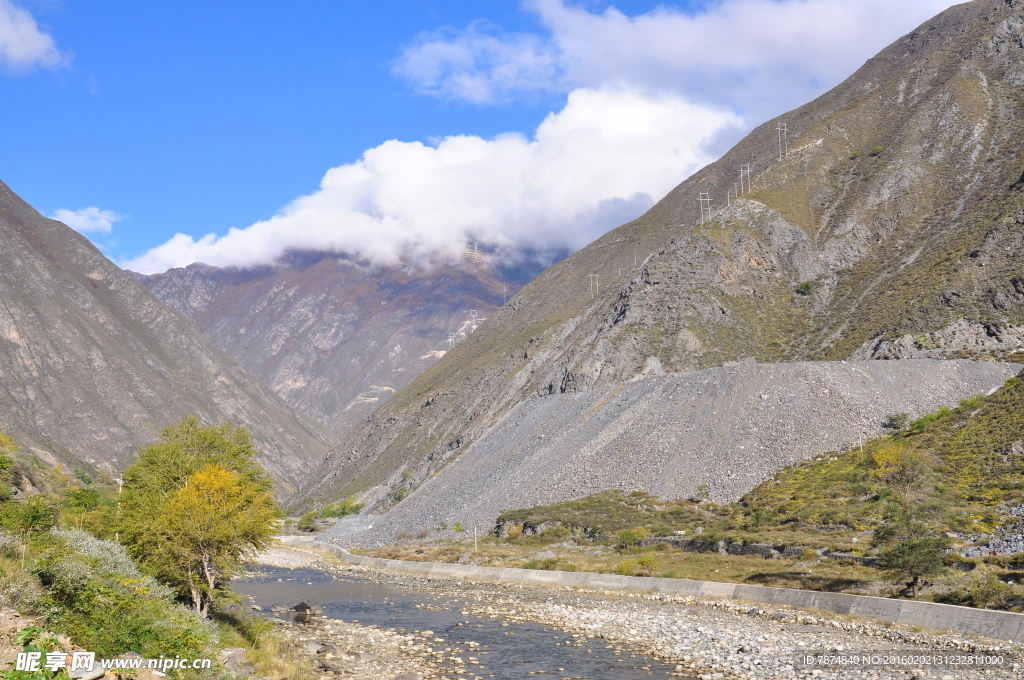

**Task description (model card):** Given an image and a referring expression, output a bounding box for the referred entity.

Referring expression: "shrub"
[37,531,214,658]
[870,146,884,156]
[884,413,910,431]
[636,556,656,576]
[396,531,415,541]
[849,151,861,160]
[613,560,636,576]
[51,529,141,580]
[297,512,318,532]
[796,281,815,296]
[502,523,524,541]
[454,522,465,533]
[319,497,363,518]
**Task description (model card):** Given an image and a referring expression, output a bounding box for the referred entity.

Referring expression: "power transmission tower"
[470,309,478,329]
[589,274,599,298]
[502,283,508,305]
[448,332,456,349]
[698,191,712,225]
[740,164,751,194]
[777,122,788,160]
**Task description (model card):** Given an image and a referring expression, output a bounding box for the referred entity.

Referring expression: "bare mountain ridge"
[137,251,542,435]
[0,181,331,492]
[290,0,1024,512]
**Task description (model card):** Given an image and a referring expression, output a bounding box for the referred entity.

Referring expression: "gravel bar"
[248,546,1024,680]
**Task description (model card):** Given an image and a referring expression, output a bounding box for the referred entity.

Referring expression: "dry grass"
[358,538,883,594]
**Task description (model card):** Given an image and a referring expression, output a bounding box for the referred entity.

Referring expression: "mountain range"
[291,0,1024,517]
[0,181,331,493]
[136,251,540,436]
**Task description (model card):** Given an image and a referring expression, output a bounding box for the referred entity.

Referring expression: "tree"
[877,536,949,598]
[118,417,278,615]
[873,509,949,598]
[868,444,930,509]
[150,465,278,615]
[0,494,59,568]
[632,526,652,548]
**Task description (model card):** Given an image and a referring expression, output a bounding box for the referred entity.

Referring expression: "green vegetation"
[870,146,884,156]
[297,496,363,533]
[118,417,279,616]
[0,429,219,672]
[0,421,318,680]
[796,281,815,296]
[491,371,1024,607]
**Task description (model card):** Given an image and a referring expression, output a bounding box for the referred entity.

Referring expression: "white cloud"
[396,0,961,119]
[128,0,965,274]
[53,207,122,235]
[123,86,740,274]
[0,0,66,71]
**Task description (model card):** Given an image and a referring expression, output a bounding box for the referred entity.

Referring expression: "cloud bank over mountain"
[123,0,959,274]
[124,87,736,273]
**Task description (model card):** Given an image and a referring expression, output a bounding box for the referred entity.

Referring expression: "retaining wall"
[289,539,1024,644]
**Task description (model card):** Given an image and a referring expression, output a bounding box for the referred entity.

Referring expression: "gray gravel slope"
[324,359,1019,546]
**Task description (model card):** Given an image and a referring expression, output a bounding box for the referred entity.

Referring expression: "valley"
[2,1,1024,678]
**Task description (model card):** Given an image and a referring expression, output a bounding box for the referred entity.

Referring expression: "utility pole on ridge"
[777,122,788,161]
[698,191,712,225]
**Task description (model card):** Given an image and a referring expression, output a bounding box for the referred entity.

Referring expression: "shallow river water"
[235,566,691,679]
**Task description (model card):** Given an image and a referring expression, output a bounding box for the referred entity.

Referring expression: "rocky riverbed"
[248,546,1024,680]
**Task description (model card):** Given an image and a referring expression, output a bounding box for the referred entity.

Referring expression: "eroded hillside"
[291,0,1024,511]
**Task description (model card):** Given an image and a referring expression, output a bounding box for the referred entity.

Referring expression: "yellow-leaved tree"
[119,417,279,616]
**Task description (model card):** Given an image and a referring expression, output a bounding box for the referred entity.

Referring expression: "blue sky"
[1,0,960,273]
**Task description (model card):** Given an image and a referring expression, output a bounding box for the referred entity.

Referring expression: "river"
[235,565,691,679]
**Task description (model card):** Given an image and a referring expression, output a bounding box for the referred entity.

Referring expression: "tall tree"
[118,417,278,615]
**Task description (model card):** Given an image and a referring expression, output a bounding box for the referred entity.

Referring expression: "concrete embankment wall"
[300,540,1024,644]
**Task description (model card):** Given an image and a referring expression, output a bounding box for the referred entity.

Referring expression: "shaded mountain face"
[0,182,331,493]
[136,252,541,436]
[290,0,1024,511]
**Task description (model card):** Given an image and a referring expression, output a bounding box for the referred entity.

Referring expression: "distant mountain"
[291,0,1024,511]
[0,181,331,492]
[136,251,542,436]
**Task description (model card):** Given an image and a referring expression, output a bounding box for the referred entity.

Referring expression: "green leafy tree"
[118,417,278,616]
[873,509,949,598]
[632,526,652,548]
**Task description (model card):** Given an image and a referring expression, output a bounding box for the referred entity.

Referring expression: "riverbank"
[245,547,440,680]
[248,545,1023,679]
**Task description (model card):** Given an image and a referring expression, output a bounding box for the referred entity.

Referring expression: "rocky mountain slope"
[292,0,1024,511]
[318,359,1019,545]
[137,252,539,436]
[0,181,331,492]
